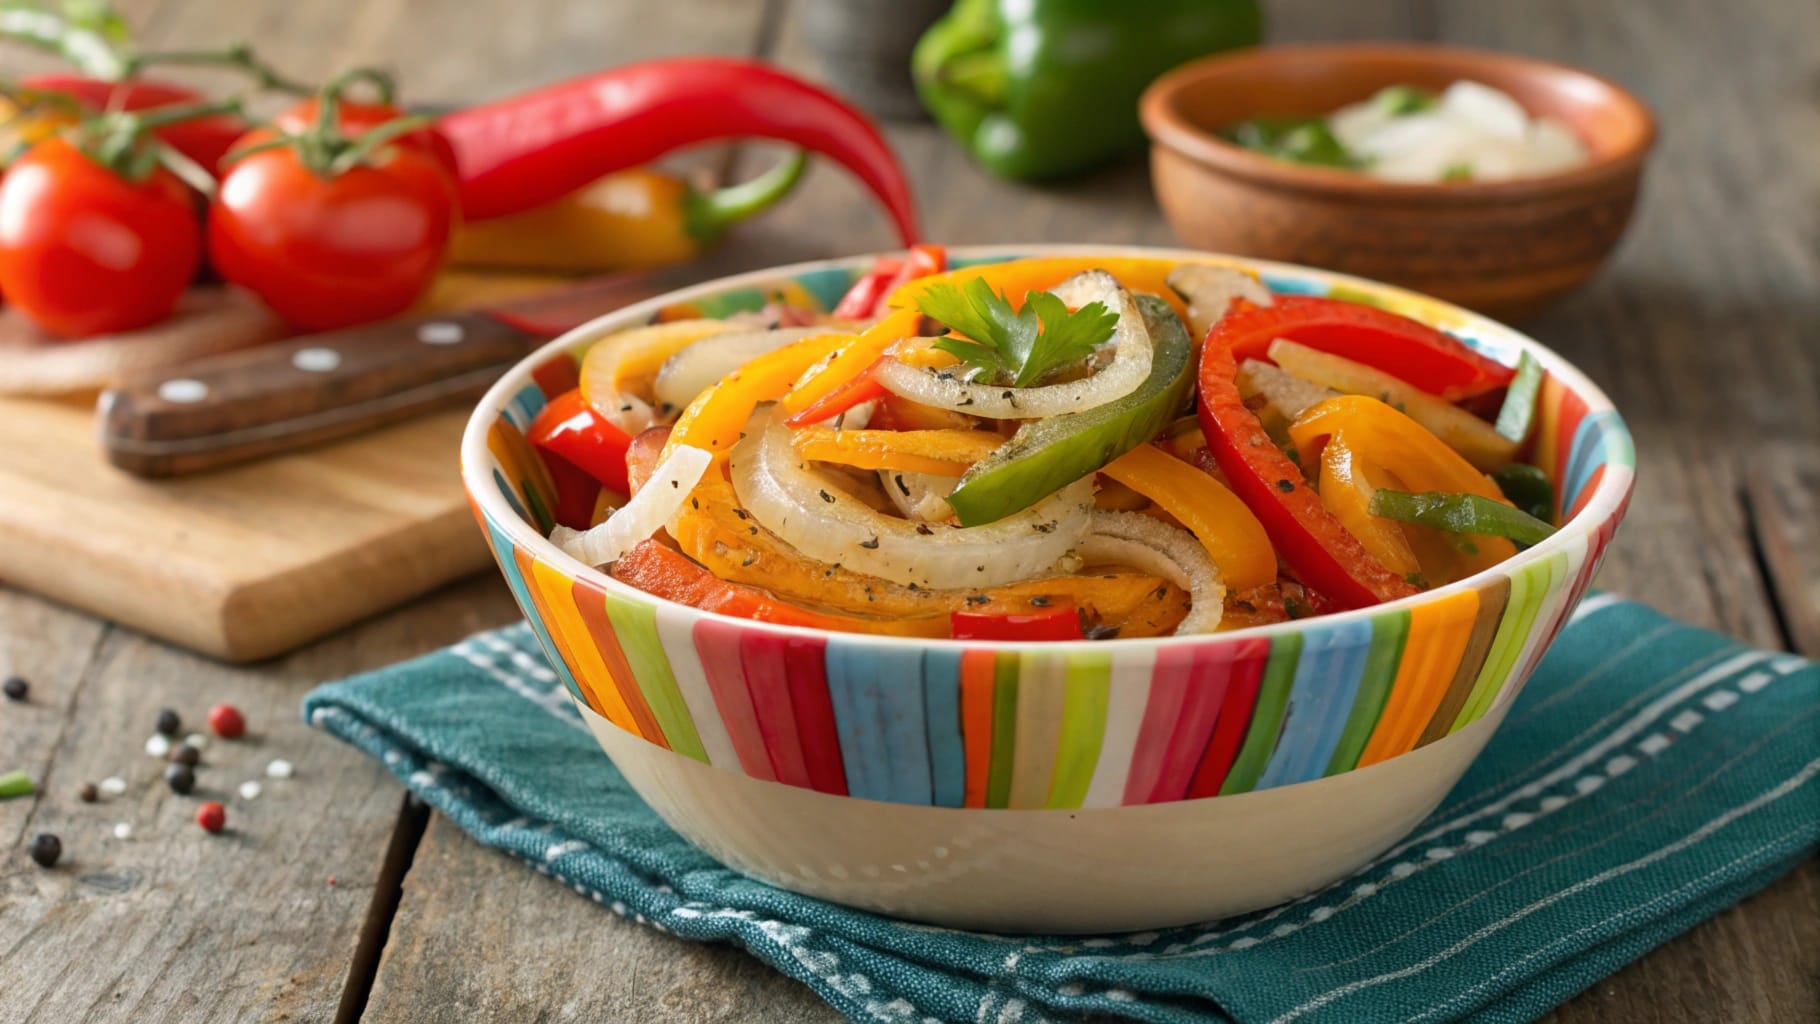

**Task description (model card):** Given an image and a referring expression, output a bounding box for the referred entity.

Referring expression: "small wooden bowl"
[1139,44,1657,319]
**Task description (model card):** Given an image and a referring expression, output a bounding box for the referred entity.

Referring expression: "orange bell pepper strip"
[1317,435,1422,578]
[790,428,1004,478]
[885,255,1227,325]
[1288,396,1517,577]
[664,331,855,457]
[1098,443,1279,591]
[780,307,921,421]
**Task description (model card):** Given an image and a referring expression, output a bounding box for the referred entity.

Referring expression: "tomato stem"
[70,97,241,180]
[122,42,316,98]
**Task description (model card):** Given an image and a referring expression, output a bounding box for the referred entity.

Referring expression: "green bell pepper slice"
[1491,463,1556,523]
[1369,489,1559,548]
[945,295,1193,526]
[912,0,1263,181]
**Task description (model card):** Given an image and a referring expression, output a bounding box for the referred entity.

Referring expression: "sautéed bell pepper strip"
[1098,444,1277,591]
[610,541,950,638]
[537,450,604,531]
[1197,328,1421,609]
[950,605,1084,641]
[1220,295,1514,401]
[437,57,921,243]
[782,307,922,423]
[945,294,1192,527]
[527,388,635,496]
[888,254,1192,324]
[790,428,1005,478]
[1493,351,1544,444]
[665,331,856,457]
[1370,490,1558,548]
[1287,395,1518,576]
[1316,435,1422,577]
[1492,463,1555,523]
[833,244,946,319]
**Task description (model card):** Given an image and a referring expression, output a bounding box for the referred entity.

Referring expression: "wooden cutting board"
[0,272,568,662]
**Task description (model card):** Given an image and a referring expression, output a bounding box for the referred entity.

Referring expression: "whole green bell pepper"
[913,0,1263,181]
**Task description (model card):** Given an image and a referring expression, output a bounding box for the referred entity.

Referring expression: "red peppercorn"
[196,801,226,833]
[207,704,246,739]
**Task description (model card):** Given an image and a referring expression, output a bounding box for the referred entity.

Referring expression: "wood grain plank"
[361,815,843,1024]
[0,576,519,1024]
[1746,446,1820,658]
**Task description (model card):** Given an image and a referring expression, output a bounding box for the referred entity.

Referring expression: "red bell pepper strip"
[783,359,889,428]
[833,257,902,319]
[437,58,921,243]
[1218,296,1514,401]
[527,388,634,496]
[950,605,1085,642]
[537,449,603,531]
[20,75,248,172]
[1197,326,1420,610]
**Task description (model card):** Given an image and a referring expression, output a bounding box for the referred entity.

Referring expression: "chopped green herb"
[1403,572,1430,588]
[918,278,1117,388]
[1373,84,1439,116]
[1283,596,1309,619]
[1442,163,1475,181]
[1221,117,1362,169]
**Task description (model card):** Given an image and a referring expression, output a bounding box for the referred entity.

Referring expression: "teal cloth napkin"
[303,597,1819,1024]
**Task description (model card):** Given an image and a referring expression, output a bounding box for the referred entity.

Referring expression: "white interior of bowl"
[461,244,1634,654]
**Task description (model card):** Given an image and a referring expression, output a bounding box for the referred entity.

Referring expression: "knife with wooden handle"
[97,270,695,477]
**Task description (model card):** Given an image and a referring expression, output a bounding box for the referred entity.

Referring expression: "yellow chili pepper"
[664,331,855,457]
[449,152,808,275]
[1288,396,1517,578]
[886,255,1242,324]
[1098,443,1278,590]
[791,428,1004,477]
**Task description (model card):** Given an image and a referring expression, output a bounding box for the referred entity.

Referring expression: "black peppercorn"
[2,676,27,702]
[154,709,181,736]
[78,782,98,803]
[168,744,201,767]
[27,832,61,868]
[164,762,196,795]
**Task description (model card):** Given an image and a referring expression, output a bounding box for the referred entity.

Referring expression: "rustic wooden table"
[3,0,1816,1021]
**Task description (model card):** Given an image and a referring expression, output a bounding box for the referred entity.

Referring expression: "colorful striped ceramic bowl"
[460,245,1634,932]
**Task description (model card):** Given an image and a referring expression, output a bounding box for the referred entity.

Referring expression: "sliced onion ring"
[653,327,831,414]
[872,270,1152,420]
[1077,510,1225,635]
[579,320,735,433]
[551,445,712,568]
[731,408,1091,590]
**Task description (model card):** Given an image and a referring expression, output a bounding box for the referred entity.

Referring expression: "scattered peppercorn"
[98,776,127,797]
[207,704,246,739]
[0,769,35,799]
[154,709,181,736]
[144,733,172,758]
[27,832,61,868]
[164,763,196,795]
[265,759,294,780]
[196,802,226,833]
[168,744,201,767]
[78,782,98,803]
[2,675,27,702]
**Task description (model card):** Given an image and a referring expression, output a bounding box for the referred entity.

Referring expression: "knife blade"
[97,270,696,478]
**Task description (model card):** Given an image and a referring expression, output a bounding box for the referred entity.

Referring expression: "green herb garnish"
[1442,162,1475,181]
[1222,117,1361,169]
[918,278,1117,388]
[1373,85,1439,117]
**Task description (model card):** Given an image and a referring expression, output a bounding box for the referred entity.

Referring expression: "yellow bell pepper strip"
[670,464,1184,630]
[945,294,1194,526]
[1369,490,1559,548]
[578,319,738,429]
[449,152,808,274]
[790,428,1004,478]
[1269,339,1518,471]
[1098,443,1277,590]
[887,255,1197,324]
[780,307,921,422]
[1288,396,1518,577]
[664,331,855,457]
[1316,435,1422,578]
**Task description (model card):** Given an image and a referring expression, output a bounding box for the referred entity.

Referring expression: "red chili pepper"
[21,74,248,172]
[1197,327,1419,611]
[527,388,634,497]
[437,58,920,243]
[950,605,1085,641]
[1219,296,1515,401]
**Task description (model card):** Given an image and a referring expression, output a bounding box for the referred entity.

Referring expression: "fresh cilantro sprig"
[916,278,1118,388]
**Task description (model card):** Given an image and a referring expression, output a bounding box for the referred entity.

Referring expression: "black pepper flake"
[1235,600,1257,614]
[1102,574,1119,580]
[976,565,986,572]
[733,508,749,520]
[1154,585,1170,600]
[860,537,880,549]
[620,403,633,413]
[1033,521,1055,534]
[907,582,920,592]
[690,498,700,509]
[1084,625,1122,641]
[965,594,990,605]
[742,552,758,567]
[1275,478,1296,493]
[670,480,679,488]
[915,523,934,535]
[1028,596,1051,607]
[747,526,759,536]
[819,489,836,503]
[894,475,911,497]
[957,397,974,407]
